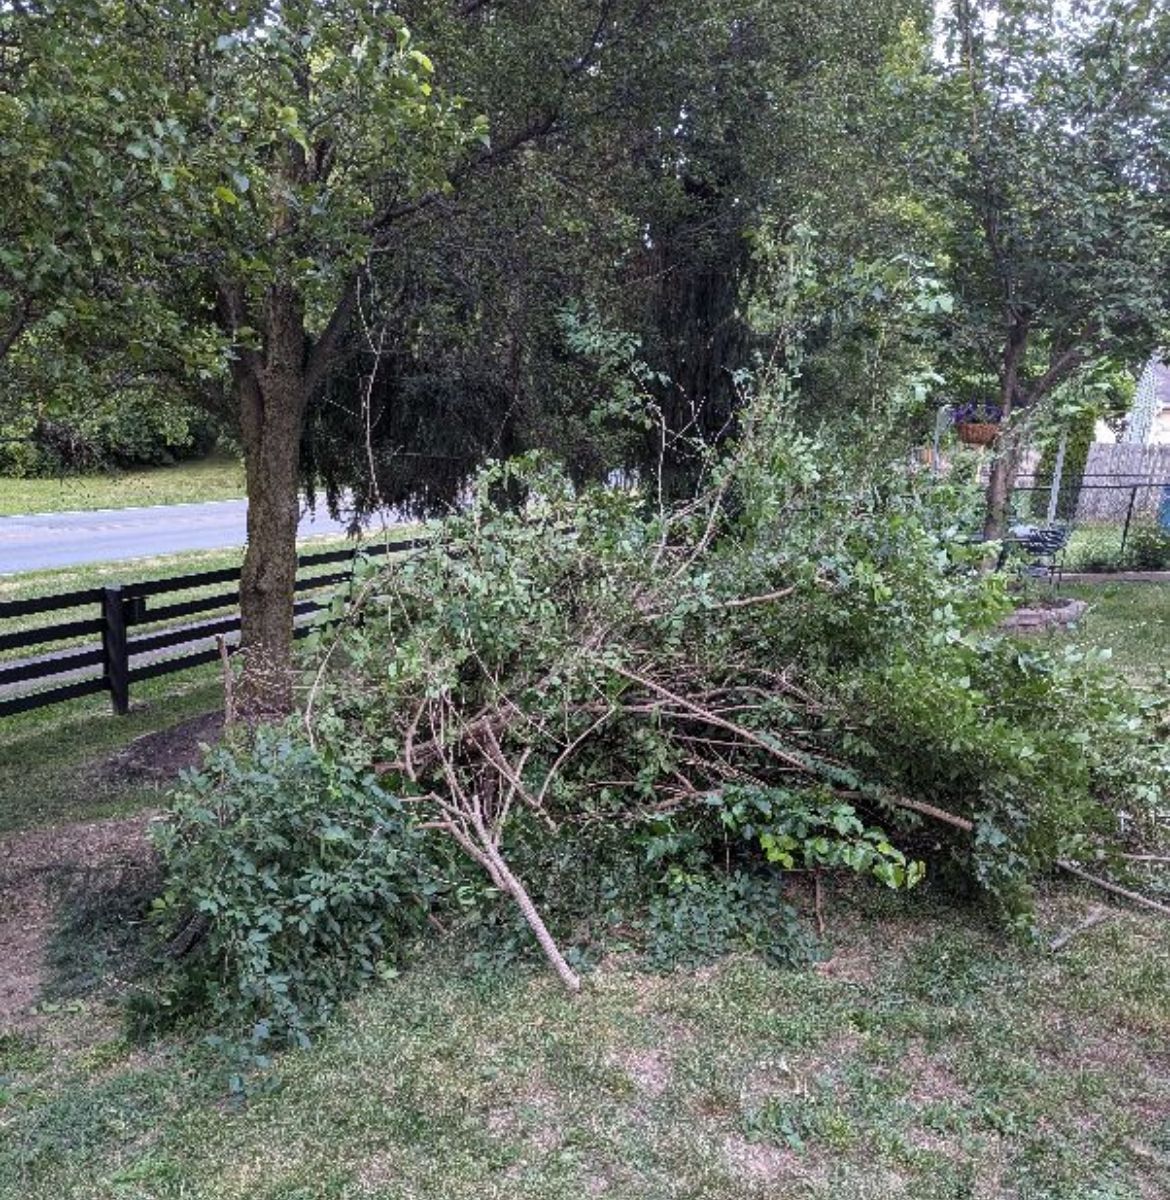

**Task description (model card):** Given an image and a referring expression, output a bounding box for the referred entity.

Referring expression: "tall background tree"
[3,0,925,714]
[896,0,1170,537]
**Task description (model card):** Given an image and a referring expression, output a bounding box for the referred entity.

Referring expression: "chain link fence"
[1009,479,1170,571]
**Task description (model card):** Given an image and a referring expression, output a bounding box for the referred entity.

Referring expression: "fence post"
[101,586,130,715]
[1046,431,1067,524]
[1119,486,1138,563]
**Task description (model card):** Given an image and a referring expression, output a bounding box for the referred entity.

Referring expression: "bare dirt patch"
[739,1056,807,1109]
[0,814,156,1027]
[1,709,220,1027]
[898,1042,969,1106]
[814,946,878,985]
[607,1046,672,1098]
[95,710,223,783]
[487,1075,564,1154]
[354,1148,402,1194]
[723,1132,816,1187]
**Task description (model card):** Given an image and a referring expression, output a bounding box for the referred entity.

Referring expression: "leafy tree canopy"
[890,0,1170,531]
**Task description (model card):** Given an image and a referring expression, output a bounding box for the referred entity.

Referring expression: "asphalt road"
[0,498,390,574]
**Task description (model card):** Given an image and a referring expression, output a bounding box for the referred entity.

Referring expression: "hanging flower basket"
[951,403,1004,447]
[955,421,999,447]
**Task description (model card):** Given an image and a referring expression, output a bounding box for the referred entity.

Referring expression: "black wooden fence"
[0,536,422,718]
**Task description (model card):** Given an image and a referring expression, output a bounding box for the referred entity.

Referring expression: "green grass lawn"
[0,577,1167,1200]
[1060,581,1170,686]
[1,887,1166,1200]
[1062,524,1170,572]
[0,454,245,517]
[0,667,224,836]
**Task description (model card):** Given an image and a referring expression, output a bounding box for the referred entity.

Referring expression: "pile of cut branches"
[299,450,1167,987]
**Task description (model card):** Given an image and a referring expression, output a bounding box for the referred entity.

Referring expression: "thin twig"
[609,663,811,772]
[1057,861,1170,918]
[642,587,796,622]
[217,635,234,727]
[1049,906,1110,952]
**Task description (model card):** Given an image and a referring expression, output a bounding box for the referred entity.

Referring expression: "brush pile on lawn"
[154,403,1170,1048]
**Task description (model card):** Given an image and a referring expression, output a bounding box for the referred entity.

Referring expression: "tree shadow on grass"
[40,857,165,1005]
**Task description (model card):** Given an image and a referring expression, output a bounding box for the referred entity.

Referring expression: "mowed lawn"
[1,892,1166,1200]
[1062,581,1170,687]
[0,586,1167,1200]
[0,454,245,517]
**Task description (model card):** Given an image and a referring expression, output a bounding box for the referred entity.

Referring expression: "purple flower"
[951,402,1003,425]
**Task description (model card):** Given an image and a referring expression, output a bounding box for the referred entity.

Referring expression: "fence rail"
[0,536,424,719]
[1010,479,1170,571]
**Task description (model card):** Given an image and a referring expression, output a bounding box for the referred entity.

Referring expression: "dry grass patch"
[605,1046,672,1099]
[723,1131,818,1187]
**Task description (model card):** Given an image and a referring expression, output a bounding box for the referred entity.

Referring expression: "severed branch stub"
[1057,860,1170,919]
[1048,906,1110,952]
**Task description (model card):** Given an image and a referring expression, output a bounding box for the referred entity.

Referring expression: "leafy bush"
[1126,523,1170,571]
[712,787,925,889]
[643,870,812,971]
[0,396,218,477]
[838,639,1167,917]
[151,733,447,1047]
[304,439,1161,925]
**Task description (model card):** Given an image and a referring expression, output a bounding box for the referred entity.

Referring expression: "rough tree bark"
[982,315,1030,542]
[982,322,1089,542]
[982,435,1024,542]
[231,284,315,719]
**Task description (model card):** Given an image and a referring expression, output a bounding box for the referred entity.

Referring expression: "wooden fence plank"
[0,616,104,654]
[128,614,242,657]
[0,588,103,620]
[140,590,240,624]
[0,644,105,688]
[0,675,108,718]
[0,535,430,718]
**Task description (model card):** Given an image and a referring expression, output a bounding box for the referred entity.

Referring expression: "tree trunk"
[982,436,1023,542]
[234,289,311,719]
[982,318,1029,542]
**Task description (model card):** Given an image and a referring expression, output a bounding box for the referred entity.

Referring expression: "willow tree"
[304,0,926,515]
[899,0,1170,538]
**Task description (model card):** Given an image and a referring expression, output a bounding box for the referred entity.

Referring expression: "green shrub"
[838,638,1167,918]
[151,732,447,1047]
[643,870,812,970]
[303,452,1162,922]
[0,397,218,477]
[1126,523,1170,571]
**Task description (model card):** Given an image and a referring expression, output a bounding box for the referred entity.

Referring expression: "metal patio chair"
[996,523,1072,587]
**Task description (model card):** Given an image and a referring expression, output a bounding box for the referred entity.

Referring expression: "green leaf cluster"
[150,733,450,1049]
